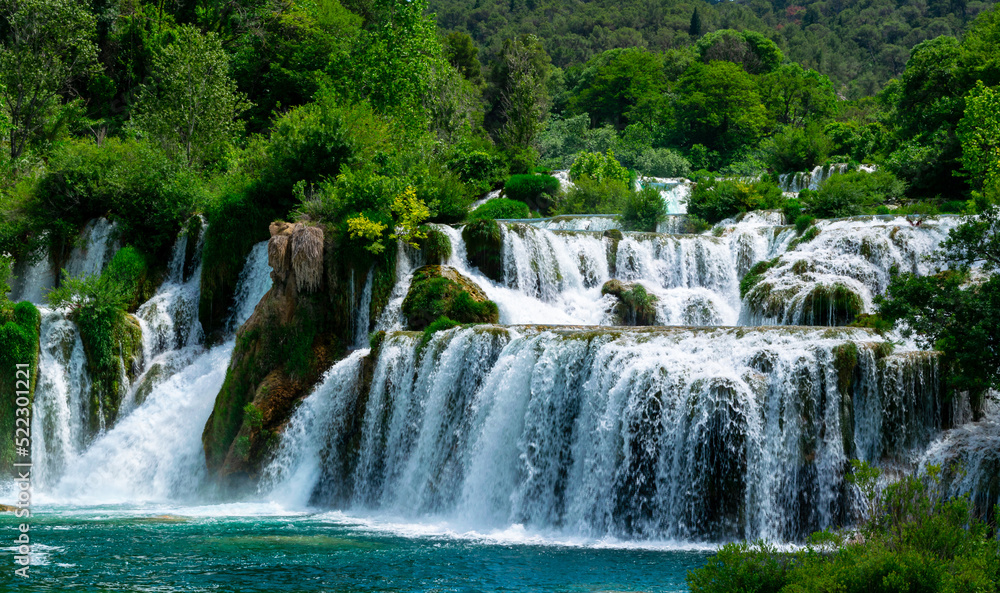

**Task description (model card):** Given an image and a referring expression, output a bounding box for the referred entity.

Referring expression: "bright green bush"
[688,177,785,223]
[806,170,907,218]
[621,185,667,232]
[633,147,692,178]
[762,123,833,173]
[34,138,203,255]
[553,176,632,215]
[504,174,560,213]
[468,198,530,220]
[569,150,631,184]
[794,215,815,235]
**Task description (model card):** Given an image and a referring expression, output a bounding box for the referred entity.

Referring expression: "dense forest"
[0,0,999,587]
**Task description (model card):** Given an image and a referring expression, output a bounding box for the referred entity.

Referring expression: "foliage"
[740,258,779,299]
[761,123,833,173]
[401,266,498,330]
[806,170,907,218]
[0,0,98,161]
[503,174,560,213]
[621,185,666,232]
[693,29,783,75]
[468,197,530,221]
[688,461,1000,593]
[687,177,784,224]
[567,48,668,128]
[132,25,248,167]
[486,34,551,166]
[553,176,632,216]
[958,81,1000,191]
[672,61,767,164]
[419,229,452,264]
[794,215,815,236]
[35,138,202,255]
[447,147,507,196]
[878,209,1000,419]
[0,300,40,474]
[634,148,691,178]
[569,150,630,184]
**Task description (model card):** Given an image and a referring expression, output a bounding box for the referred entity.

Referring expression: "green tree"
[443,30,482,85]
[693,29,783,75]
[957,82,1000,191]
[487,34,551,169]
[689,7,702,37]
[758,64,837,127]
[0,0,98,161]
[673,61,767,162]
[132,25,247,166]
[878,206,1000,419]
[568,48,667,129]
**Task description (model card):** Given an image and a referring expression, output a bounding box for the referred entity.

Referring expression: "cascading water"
[779,164,879,193]
[740,215,961,325]
[227,240,274,331]
[31,309,91,489]
[264,325,955,542]
[63,218,120,280]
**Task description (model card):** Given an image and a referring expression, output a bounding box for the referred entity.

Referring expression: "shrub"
[688,177,785,223]
[468,198,530,221]
[242,403,264,429]
[762,123,833,173]
[794,215,815,235]
[621,185,667,232]
[807,170,907,218]
[420,229,452,264]
[447,149,507,196]
[553,176,631,215]
[504,174,560,214]
[34,138,203,255]
[634,147,692,178]
[569,150,631,185]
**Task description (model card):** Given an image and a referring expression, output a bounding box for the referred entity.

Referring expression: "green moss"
[740,258,779,299]
[468,198,530,221]
[801,283,864,326]
[602,280,659,326]
[79,311,143,433]
[788,225,821,250]
[833,342,859,457]
[402,266,498,330]
[0,302,40,475]
[420,229,452,264]
[462,219,504,282]
[504,174,560,214]
[794,214,815,236]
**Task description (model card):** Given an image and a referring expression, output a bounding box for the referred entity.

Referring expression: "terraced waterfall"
[8,209,996,548]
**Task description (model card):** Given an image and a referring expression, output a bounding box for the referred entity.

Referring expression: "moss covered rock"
[202,221,395,491]
[419,229,452,264]
[79,312,144,433]
[462,219,504,283]
[602,280,659,326]
[402,266,498,330]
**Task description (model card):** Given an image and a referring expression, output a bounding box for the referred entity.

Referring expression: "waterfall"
[227,240,273,331]
[779,164,879,193]
[638,176,691,214]
[259,349,369,507]
[8,247,56,304]
[64,218,120,280]
[267,325,952,542]
[532,215,622,231]
[740,216,961,325]
[48,342,234,504]
[31,309,91,489]
[354,269,373,348]
[374,241,421,333]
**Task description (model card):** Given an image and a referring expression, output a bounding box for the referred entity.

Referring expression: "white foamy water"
[228,241,273,331]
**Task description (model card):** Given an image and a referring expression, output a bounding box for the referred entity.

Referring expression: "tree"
[0,0,98,161]
[878,205,1000,419]
[689,7,702,37]
[758,64,836,127]
[693,29,783,75]
[443,30,482,85]
[487,34,551,168]
[132,25,247,166]
[957,82,1000,191]
[568,48,667,129]
[673,61,768,161]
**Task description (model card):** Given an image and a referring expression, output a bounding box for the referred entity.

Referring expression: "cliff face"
[201,221,391,490]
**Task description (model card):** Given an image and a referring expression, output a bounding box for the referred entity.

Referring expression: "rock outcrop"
[401,265,498,330]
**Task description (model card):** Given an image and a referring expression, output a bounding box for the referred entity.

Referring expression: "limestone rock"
[402,265,498,330]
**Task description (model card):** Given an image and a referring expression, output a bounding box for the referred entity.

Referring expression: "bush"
[447,148,508,196]
[794,215,815,235]
[762,123,833,173]
[806,170,907,218]
[34,138,203,256]
[634,147,692,178]
[420,229,452,264]
[688,177,785,223]
[687,462,1000,593]
[468,198,530,220]
[553,176,632,215]
[569,150,632,185]
[504,174,561,214]
[621,185,667,232]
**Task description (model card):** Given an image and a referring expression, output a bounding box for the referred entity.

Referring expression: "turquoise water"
[1,505,711,592]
